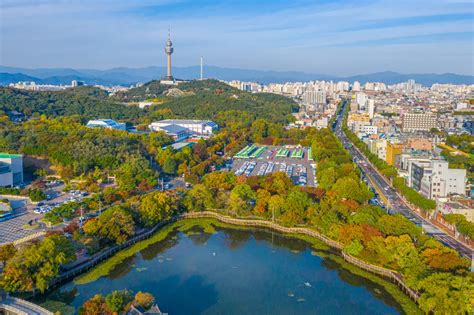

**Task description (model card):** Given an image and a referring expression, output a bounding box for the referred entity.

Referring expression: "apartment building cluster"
[345,80,473,220]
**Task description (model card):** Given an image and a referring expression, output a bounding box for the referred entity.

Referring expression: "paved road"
[334,100,473,259]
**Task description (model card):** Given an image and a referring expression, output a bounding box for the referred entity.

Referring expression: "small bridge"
[0,294,53,315]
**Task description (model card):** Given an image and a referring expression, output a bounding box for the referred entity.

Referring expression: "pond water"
[42,223,403,314]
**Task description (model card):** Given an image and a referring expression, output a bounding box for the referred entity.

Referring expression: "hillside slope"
[114,79,298,123]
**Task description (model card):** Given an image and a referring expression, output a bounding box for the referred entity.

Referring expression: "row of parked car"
[33,190,88,214]
[235,161,257,176]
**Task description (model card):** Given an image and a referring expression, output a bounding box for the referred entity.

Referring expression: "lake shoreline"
[69,212,420,314]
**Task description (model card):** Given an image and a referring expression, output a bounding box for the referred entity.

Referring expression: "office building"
[0,154,23,187]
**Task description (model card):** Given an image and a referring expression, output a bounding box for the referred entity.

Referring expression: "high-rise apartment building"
[367,99,375,118]
[352,81,361,92]
[402,113,437,132]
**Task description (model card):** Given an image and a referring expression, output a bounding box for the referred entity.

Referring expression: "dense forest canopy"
[0,86,144,120]
[0,79,297,124]
[116,79,298,123]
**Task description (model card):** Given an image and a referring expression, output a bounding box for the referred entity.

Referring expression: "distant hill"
[1,65,473,86]
[0,85,143,120]
[0,72,43,85]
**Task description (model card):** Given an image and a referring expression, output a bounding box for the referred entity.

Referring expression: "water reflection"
[41,221,403,315]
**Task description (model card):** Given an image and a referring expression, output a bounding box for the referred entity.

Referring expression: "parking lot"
[232,145,317,186]
[0,181,89,244]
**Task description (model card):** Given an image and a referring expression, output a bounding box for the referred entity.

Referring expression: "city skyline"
[1,0,473,76]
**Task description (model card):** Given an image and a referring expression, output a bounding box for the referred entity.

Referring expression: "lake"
[42,221,404,314]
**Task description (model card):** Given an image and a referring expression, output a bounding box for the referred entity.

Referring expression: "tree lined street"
[334,100,473,260]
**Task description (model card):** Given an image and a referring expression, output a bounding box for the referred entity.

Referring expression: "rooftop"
[0,153,23,159]
[159,119,216,126]
[160,124,189,134]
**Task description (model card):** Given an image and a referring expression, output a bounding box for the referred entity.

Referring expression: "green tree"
[29,189,47,202]
[281,188,311,225]
[229,184,256,213]
[138,191,179,226]
[344,239,364,256]
[162,156,177,175]
[202,171,236,191]
[376,214,422,239]
[0,243,16,266]
[0,235,75,293]
[116,156,157,191]
[417,273,474,314]
[183,184,215,211]
[331,177,372,203]
[79,294,111,315]
[83,206,135,244]
[105,290,133,313]
[267,195,284,220]
[134,291,155,310]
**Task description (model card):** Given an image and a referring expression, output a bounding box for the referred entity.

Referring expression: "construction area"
[232,144,317,186]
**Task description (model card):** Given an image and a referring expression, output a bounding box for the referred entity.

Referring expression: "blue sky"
[1,0,473,75]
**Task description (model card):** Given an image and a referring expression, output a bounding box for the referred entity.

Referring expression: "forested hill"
[0,86,144,120]
[114,79,299,123]
[0,80,298,124]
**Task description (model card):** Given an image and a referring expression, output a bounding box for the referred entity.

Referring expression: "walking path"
[0,294,53,315]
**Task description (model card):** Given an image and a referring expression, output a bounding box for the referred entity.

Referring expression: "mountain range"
[1,65,473,87]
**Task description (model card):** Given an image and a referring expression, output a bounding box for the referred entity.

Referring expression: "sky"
[0,0,473,76]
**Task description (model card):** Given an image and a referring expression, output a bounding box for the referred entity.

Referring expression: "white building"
[152,124,190,142]
[0,154,23,187]
[303,90,326,105]
[356,93,367,109]
[138,101,154,109]
[352,81,361,91]
[149,119,218,136]
[411,160,467,199]
[367,99,375,119]
[455,102,468,111]
[86,119,127,130]
[402,113,437,132]
[363,125,378,135]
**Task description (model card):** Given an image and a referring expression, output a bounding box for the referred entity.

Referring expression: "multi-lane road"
[334,101,472,259]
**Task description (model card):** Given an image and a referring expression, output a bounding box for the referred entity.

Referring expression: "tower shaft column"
[167,54,172,78]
